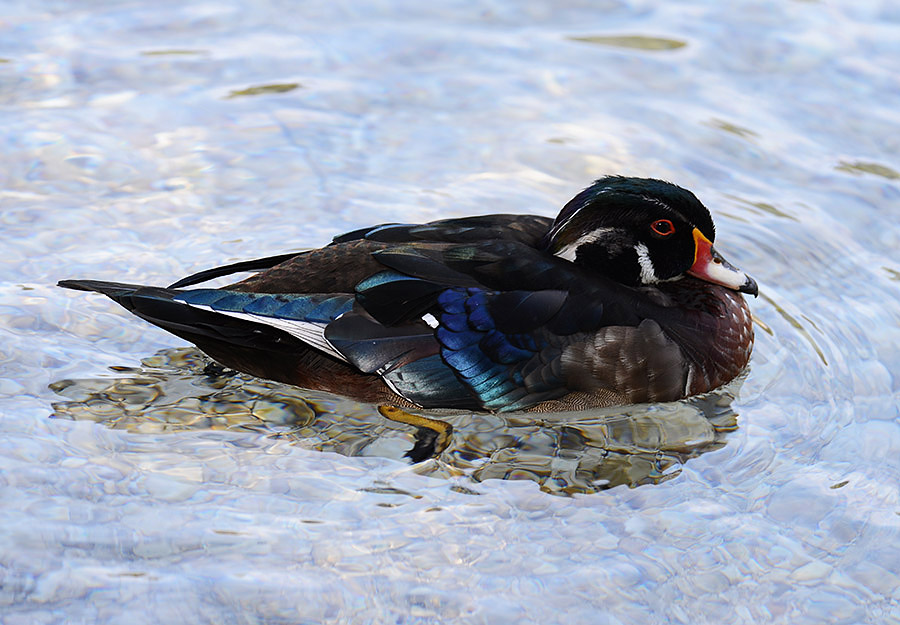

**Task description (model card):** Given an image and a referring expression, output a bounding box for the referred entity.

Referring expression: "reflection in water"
[835,160,900,180]
[226,83,302,98]
[50,347,743,495]
[566,35,687,51]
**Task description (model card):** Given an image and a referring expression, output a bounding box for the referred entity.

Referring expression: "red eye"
[651,219,675,236]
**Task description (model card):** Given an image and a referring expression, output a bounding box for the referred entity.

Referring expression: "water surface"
[2,1,899,624]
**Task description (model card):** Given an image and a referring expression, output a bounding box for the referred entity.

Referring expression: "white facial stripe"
[181,302,348,362]
[641,195,671,210]
[553,227,614,262]
[546,212,577,242]
[634,243,658,284]
[546,188,613,241]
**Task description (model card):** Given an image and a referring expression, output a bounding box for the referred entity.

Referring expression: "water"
[2,1,899,623]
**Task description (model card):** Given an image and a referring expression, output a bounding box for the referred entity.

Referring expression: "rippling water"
[2,2,899,624]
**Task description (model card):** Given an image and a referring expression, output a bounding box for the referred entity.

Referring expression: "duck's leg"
[377,405,453,462]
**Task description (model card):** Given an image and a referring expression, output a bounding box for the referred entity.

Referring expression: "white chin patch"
[634,243,658,284]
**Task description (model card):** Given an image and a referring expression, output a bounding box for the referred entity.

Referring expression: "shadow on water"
[49,347,743,496]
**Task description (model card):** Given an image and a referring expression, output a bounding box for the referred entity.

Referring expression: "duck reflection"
[50,347,742,495]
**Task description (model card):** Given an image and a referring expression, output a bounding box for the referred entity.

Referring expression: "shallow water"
[2,1,900,624]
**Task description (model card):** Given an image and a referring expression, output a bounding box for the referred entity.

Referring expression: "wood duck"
[60,176,757,415]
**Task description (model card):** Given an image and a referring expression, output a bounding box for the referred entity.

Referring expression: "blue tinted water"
[2,1,899,623]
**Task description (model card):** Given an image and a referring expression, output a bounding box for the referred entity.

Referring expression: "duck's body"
[60,177,756,413]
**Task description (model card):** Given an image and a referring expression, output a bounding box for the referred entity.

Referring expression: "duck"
[59,176,757,415]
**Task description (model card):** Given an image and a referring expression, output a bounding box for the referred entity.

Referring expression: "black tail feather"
[58,279,147,299]
[57,279,302,354]
[167,252,303,289]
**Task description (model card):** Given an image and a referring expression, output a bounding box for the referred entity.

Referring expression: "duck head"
[544,176,758,296]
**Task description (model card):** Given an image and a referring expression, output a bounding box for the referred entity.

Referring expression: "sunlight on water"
[1,1,899,623]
